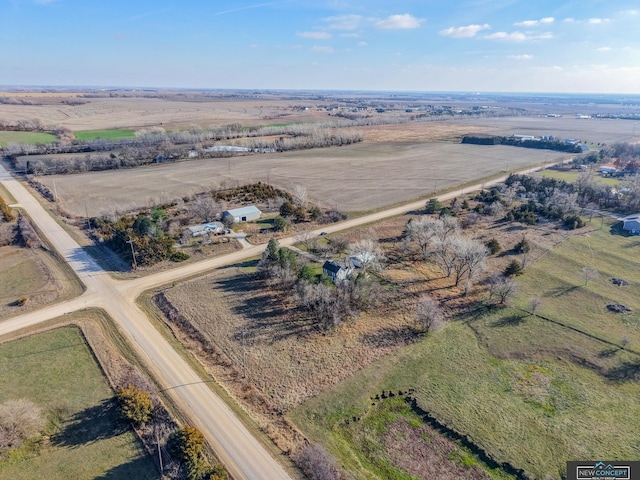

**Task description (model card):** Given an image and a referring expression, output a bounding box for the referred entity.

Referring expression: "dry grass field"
[454,116,640,144]
[0,93,331,131]
[0,244,81,319]
[41,142,560,217]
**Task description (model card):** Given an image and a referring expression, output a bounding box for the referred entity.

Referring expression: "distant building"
[221,206,261,223]
[598,166,617,176]
[622,214,640,235]
[512,135,536,141]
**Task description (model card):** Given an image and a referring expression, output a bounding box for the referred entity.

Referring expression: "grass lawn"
[0,327,158,479]
[540,168,622,186]
[0,131,57,146]
[73,129,136,141]
[290,219,640,480]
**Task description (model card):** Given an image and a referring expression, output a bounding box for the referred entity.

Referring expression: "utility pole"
[126,235,138,270]
[242,330,246,380]
[85,204,93,235]
[155,426,163,476]
[52,177,58,202]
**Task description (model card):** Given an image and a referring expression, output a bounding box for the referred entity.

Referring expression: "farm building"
[322,260,353,283]
[598,166,617,176]
[622,214,640,235]
[187,223,223,237]
[222,206,261,223]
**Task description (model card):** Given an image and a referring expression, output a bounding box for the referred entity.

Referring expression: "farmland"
[0,326,157,479]
[289,218,640,479]
[73,129,136,141]
[0,131,57,147]
[40,142,561,217]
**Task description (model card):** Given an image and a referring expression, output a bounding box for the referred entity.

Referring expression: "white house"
[221,206,261,223]
[622,214,640,235]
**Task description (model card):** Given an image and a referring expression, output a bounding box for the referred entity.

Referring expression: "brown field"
[40,142,561,217]
[454,116,640,144]
[0,94,332,131]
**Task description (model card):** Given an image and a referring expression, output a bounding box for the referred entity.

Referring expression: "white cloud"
[596,47,612,52]
[563,17,575,23]
[341,33,360,38]
[358,41,368,47]
[514,17,554,27]
[588,18,610,24]
[298,31,332,40]
[484,31,553,41]
[375,14,424,30]
[508,54,533,60]
[312,46,334,53]
[324,14,362,30]
[484,31,527,41]
[439,24,491,38]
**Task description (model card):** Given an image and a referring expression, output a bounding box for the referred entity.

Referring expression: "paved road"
[0,161,552,478]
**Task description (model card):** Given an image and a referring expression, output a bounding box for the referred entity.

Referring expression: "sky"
[1,0,639,93]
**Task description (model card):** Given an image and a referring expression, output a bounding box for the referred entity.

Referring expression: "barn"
[222,206,261,223]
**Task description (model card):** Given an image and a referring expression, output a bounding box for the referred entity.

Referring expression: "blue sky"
[2,0,639,93]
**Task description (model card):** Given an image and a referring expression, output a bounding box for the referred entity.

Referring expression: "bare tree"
[488,275,518,305]
[292,184,308,209]
[347,238,386,273]
[295,230,318,253]
[415,296,444,332]
[294,443,342,480]
[527,297,543,315]
[582,266,599,286]
[0,399,46,450]
[444,236,489,294]
[191,195,222,223]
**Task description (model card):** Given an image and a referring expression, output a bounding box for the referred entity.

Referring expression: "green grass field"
[290,219,640,480]
[73,129,136,141]
[541,168,622,186]
[0,131,58,147]
[0,327,158,479]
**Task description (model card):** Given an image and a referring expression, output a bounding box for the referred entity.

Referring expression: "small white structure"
[222,206,261,223]
[622,214,640,235]
[349,252,372,269]
[187,222,223,237]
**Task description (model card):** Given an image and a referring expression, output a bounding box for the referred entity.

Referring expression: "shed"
[221,206,261,223]
[622,214,640,235]
[187,222,223,237]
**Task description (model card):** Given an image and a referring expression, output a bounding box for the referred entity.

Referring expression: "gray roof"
[223,206,261,217]
[323,261,343,274]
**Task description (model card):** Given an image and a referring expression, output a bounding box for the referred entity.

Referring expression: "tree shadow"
[359,325,421,349]
[52,398,128,448]
[492,314,527,327]
[545,285,579,297]
[605,361,640,382]
[93,455,161,480]
[597,347,620,358]
[609,222,630,237]
[213,275,319,343]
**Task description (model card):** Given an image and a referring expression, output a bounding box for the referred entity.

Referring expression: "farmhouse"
[322,260,353,283]
[222,206,261,223]
[598,166,617,176]
[187,222,223,237]
[622,214,640,235]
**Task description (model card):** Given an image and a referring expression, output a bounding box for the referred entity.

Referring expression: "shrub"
[115,385,154,427]
[424,198,441,214]
[294,443,342,480]
[504,259,523,277]
[563,215,585,230]
[485,238,501,255]
[273,215,288,232]
[170,251,190,262]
